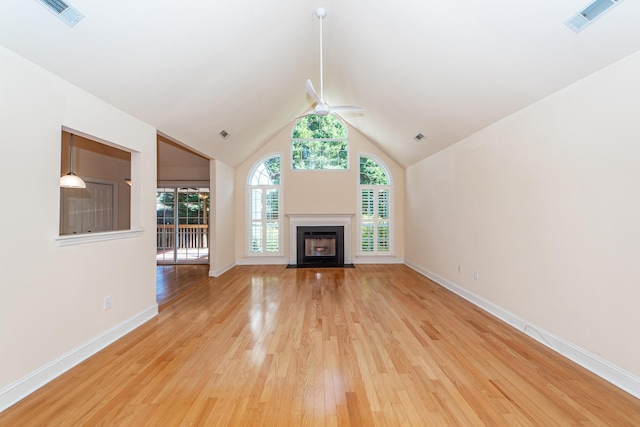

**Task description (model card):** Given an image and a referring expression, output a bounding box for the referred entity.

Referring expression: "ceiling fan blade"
[330,105,364,114]
[306,79,322,105]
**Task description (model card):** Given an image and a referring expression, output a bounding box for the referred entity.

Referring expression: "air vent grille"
[36,0,85,27]
[41,0,68,14]
[565,0,623,33]
[582,0,620,19]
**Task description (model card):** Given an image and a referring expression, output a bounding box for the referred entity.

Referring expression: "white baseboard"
[209,262,236,277]
[235,256,406,266]
[0,304,158,413]
[353,256,404,264]
[404,260,640,400]
[235,257,288,266]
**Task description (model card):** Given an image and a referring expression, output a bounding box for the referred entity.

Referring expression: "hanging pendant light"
[60,133,86,188]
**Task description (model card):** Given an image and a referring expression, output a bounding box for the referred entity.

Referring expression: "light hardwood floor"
[1,265,639,426]
[156,264,210,308]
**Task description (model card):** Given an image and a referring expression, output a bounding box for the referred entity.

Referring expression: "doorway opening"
[156,187,209,264]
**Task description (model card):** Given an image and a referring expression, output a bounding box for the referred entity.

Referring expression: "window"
[358,155,392,255]
[247,155,282,255]
[291,114,348,170]
[59,131,131,236]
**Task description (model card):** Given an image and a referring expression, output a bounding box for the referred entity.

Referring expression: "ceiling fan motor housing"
[314,104,330,116]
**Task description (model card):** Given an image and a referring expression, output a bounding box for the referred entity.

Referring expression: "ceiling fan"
[306,7,363,117]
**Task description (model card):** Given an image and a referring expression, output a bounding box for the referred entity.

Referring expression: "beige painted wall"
[0,46,157,397]
[405,51,640,378]
[157,136,210,183]
[234,120,405,262]
[211,160,236,275]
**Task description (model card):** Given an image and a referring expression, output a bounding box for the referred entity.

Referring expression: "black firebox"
[296,226,344,266]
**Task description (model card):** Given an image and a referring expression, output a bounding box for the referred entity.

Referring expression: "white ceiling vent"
[36,0,85,27]
[565,0,623,33]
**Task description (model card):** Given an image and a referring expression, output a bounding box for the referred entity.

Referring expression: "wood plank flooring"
[156,264,210,308]
[1,265,639,426]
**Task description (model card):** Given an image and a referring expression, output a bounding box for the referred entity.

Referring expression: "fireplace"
[296,226,344,266]
[287,214,353,266]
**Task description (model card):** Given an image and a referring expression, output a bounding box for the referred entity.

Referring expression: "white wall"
[210,159,236,276]
[405,50,640,394]
[234,121,405,263]
[0,46,157,410]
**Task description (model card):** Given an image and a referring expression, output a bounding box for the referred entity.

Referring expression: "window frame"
[246,153,283,257]
[357,153,394,257]
[290,114,350,171]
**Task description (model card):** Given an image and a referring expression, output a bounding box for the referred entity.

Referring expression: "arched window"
[291,114,349,170]
[247,155,281,255]
[358,155,392,255]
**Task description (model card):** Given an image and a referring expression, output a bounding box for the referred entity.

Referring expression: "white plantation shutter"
[377,189,390,252]
[248,156,282,255]
[358,156,392,256]
[249,187,280,254]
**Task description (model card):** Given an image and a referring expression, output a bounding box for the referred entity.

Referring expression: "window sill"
[56,229,144,246]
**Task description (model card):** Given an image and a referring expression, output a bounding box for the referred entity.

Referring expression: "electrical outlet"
[104,295,112,310]
[474,271,479,280]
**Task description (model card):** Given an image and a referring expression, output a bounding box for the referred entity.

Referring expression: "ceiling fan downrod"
[316,7,326,102]
[305,6,363,117]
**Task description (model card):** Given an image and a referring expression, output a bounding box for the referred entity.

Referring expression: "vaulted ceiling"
[2,0,640,167]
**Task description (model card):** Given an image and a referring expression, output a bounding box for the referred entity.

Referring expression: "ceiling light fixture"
[60,133,86,188]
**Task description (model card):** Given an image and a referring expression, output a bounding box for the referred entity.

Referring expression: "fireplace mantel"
[287,214,354,265]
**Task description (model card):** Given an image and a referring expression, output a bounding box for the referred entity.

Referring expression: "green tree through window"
[360,157,388,185]
[251,156,281,185]
[291,114,348,170]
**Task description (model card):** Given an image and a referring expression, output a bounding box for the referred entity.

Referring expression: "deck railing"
[157,224,208,250]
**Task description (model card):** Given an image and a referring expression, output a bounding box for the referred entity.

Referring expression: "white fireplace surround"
[287,214,353,265]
